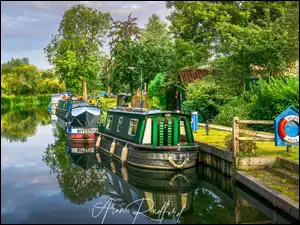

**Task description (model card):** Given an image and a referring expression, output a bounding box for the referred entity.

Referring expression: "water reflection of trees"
[42,125,277,223]
[42,125,108,205]
[1,108,50,143]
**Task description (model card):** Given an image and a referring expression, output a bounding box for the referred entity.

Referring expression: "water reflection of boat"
[67,152,99,170]
[48,93,62,114]
[66,141,95,154]
[50,114,58,124]
[95,150,200,219]
[53,138,297,224]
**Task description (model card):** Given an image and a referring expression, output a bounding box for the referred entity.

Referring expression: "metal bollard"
[192,112,198,133]
[205,123,209,135]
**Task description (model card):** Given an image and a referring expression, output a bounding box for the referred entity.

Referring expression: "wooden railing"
[232,117,274,159]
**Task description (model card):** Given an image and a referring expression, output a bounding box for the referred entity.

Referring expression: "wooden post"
[235,195,241,224]
[233,117,239,159]
[287,146,292,153]
[232,117,239,179]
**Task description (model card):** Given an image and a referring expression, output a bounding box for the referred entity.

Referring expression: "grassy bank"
[194,127,299,162]
[1,94,50,112]
[245,169,299,202]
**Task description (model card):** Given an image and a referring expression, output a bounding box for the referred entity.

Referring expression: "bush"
[148,96,161,109]
[214,97,251,126]
[182,76,233,122]
[249,77,299,120]
[147,73,167,110]
[248,76,299,131]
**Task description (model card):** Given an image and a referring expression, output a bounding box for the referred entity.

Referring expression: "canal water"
[1,108,297,224]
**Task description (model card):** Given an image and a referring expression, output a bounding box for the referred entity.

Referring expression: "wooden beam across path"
[197,123,274,139]
[239,120,274,125]
[237,137,275,142]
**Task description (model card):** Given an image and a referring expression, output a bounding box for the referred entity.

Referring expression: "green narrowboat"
[94,108,199,170]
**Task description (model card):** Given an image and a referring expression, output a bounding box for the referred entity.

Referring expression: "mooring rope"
[167,156,190,169]
[168,173,189,185]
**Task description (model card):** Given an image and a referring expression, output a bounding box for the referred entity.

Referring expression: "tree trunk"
[83,78,87,100]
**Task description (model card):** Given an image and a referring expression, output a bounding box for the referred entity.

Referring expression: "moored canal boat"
[47,93,61,114]
[94,108,199,170]
[56,96,101,142]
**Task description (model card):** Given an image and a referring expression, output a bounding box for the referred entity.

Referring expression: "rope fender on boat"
[95,134,101,147]
[168,173,189,185]
[110,139,116,154]
[121,143,129,162]
[168,156,190,169]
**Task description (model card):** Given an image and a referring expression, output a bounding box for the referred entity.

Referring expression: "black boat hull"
[94,132,199,170]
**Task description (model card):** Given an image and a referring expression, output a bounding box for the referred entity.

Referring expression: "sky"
[1,1,172,69]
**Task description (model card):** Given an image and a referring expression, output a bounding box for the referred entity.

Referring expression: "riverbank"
[1,94,50,112]
[194,126,299,162]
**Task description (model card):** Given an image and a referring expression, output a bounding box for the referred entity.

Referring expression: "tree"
[1,57,29,74]
[106,13,142,97]
[166,1,298,92]
[44,4,111,98]
[141,13,169,43]
[1,58,41,95]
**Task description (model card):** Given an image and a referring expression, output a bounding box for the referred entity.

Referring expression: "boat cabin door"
[158,118,174,146]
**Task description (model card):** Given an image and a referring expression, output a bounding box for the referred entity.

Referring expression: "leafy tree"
[1,57,29,73]
[1,58,41,95]
[182,76,233,122]
[106,13,142,96]
[141,13,169,43]
[109,14,178,96]
[44,4,111,98]
[166,1,298,92]
[38,78,66,94]
[41,68,59,79]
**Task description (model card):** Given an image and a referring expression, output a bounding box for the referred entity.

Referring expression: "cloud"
[28,1,51,10]
[1,1,171,69]
[1,15,18,29]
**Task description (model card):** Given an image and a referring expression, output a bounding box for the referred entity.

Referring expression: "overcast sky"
[1,1,172,69]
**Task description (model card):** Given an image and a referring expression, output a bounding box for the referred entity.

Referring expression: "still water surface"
[1,108,297,224]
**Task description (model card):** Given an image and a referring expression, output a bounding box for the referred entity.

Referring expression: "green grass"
[245,170,299,202]
[193,127,299,162]
[194,127,229,149]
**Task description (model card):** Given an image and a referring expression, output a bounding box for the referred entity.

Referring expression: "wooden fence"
[232,117,275,163]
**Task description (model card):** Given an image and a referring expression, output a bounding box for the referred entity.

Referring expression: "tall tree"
[44,4,111,98]
[141,13,169,43]
[105,13,142,97]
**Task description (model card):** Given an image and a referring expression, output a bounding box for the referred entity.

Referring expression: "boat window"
[128,119,138,136]
[106,115,113,130]
[117,117,123,132]
[142,118,152,144]
[179,118,188,143]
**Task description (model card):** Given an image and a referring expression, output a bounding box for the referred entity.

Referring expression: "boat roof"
[108,107,190,116]
[72,102,98,109]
